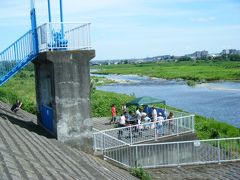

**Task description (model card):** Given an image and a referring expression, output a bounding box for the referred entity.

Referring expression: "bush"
[187,80,197,86]
[129,167,152,180]
[209,128,219,139]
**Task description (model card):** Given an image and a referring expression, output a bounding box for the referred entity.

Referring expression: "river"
[95,74,240,128]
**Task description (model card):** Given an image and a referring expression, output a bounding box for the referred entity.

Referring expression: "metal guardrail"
[104,137,240,168]
[37,22,91,52]
[93,114,195,151]
[93,128,128,153]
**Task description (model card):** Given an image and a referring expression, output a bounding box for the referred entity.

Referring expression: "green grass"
[93,60,240,83]
[91,90,134,117]
[1,68,239,140]
[195,115,240,139]
[0,70,36,113]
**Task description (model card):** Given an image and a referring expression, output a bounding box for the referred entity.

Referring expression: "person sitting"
[125,111,135,124]
[11,100,22,113]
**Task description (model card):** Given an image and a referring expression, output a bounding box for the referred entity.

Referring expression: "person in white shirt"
[157,113,164,135]
[143,113,151,129]
[152,106,157,122]
[118,112,126,139]
[135,107,142,125]
[119,113,126,127]
[151,106,157,129]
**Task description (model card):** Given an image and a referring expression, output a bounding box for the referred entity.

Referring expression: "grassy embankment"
[0,64,239,140]
[92,60,240,85]
[0,65,239,180]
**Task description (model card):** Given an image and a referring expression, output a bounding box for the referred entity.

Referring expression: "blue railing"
[0,30,38,85]
[0,22,91,86]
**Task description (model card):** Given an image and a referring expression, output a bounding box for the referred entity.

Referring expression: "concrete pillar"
[33,50,95,153]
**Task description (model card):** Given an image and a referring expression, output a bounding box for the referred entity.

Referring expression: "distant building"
[186,50,208,59]
[221,49,240,55]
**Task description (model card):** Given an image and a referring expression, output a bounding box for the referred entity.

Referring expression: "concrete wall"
[34,50,95,153]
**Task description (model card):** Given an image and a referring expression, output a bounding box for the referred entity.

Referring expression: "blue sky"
[0,0,239,60]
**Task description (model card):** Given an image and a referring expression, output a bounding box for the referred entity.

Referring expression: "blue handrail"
[0,30,38,86]
[0,22,91,86]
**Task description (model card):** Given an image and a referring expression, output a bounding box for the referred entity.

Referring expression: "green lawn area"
[0,63,239,140]
[93,60,240,82]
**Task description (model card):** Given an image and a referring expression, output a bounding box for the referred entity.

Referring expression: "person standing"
[109,104,117,124]
[157,113,164,135]
[151,106,157,129]
[121,103,127,114]
[118,112,126,139]
[135,107,141,125]
[167,112,174,134]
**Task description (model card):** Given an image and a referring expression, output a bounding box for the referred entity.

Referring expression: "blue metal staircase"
[0,6,39,86]
[0,2,91,86]
[0,30,38,86]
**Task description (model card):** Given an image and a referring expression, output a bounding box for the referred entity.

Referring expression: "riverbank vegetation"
[0,67,239,140]
[93,60,240,84]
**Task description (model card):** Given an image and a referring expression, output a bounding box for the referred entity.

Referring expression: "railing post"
[135,146,138,168]
[177,143,180,167]
[192,115,195,133]
[155,122,157,141]
[100,132,103,153]
[102,132,105,154]
[130,126,133,145]
[93,133,96,152]
[176,118,179,136]
[218,139,221,164]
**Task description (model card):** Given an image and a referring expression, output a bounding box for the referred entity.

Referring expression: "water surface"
[95,74,240,127]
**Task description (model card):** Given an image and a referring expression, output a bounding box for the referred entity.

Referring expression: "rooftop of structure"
[0,101,137,179]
